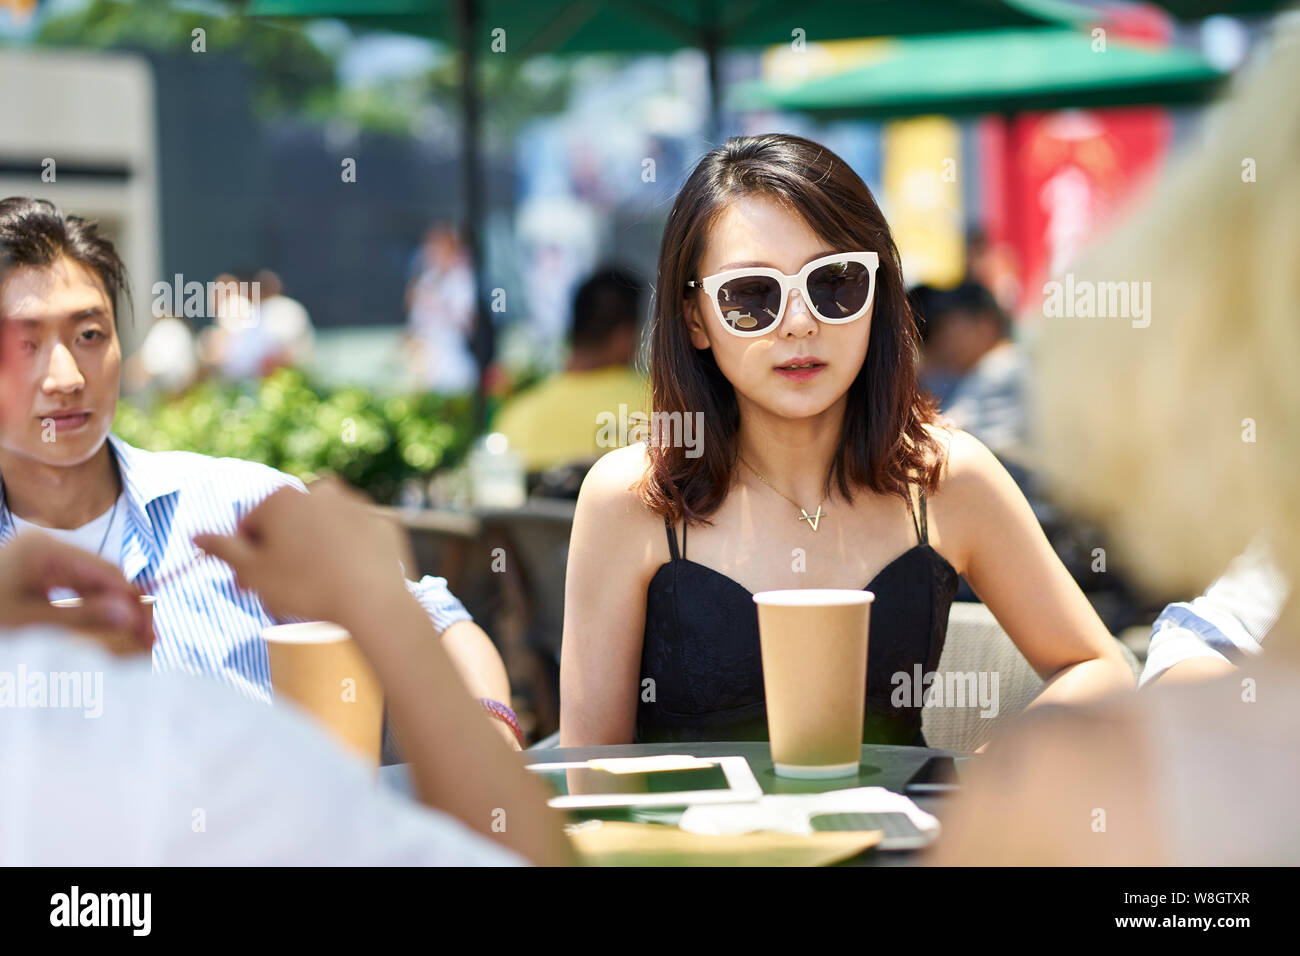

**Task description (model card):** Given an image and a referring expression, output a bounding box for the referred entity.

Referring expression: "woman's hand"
[0,532,153,647]
[194,477,412,630]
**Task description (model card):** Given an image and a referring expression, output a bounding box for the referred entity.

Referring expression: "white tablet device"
[524,755,763,810]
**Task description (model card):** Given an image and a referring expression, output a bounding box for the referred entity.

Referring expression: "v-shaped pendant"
[798,505,825,532]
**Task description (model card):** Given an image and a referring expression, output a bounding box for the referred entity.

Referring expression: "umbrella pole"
[704,26,723,145]
[456,0,493,431]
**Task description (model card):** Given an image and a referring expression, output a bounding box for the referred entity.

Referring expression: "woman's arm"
[933,429,1135,706]
[559,444,661,746]
[440,620,519,748]
[196,479,573,866]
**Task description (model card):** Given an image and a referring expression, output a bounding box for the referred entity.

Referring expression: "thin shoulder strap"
[664,515,680,561]
[917,487,929,546]
[908,483,928,546]
[682,518,688,559]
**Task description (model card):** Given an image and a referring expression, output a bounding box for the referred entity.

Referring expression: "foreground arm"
[0,532,152,647]
[198,481,573,866]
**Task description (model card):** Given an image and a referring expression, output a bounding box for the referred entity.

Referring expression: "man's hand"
[194,477,413,631]
[0,532,153,647]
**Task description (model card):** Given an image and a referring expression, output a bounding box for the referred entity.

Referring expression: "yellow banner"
[882,116,965,288]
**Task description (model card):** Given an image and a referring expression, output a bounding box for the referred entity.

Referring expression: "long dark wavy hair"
[637,133,945,525]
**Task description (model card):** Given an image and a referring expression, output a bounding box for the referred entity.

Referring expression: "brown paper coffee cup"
[263,621,384,765]
[753,589,874,778]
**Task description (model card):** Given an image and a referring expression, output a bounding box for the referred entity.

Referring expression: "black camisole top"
[636,489,959,747]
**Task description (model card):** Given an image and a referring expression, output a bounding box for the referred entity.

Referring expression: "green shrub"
[113,369,475,505]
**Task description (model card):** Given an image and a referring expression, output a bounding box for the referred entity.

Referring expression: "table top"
[380,741,968,867]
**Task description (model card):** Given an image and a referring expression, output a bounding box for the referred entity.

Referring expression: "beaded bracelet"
[478,698,524,747]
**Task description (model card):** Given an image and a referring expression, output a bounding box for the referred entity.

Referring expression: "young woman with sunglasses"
[560,134,1133,747]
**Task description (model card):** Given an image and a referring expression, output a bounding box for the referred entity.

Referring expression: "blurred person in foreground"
[0,198,520,750]
[0,490,571,865]
[933,30,1300,865]
[493,266,650,476]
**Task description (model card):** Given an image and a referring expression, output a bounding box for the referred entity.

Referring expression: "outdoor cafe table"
[380,741,968,866]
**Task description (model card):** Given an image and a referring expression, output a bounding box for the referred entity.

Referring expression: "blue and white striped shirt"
[1140,537,1289,687]
[0,432,472,704]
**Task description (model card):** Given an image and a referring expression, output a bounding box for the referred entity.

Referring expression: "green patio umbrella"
[1146,1,1290,18]
[248,0,1085,406]
[250,2,1088,124]
[734,28,1228,119]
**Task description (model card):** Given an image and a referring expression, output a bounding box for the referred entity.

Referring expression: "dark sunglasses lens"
[716,276,782,333]
[807,259,871,319]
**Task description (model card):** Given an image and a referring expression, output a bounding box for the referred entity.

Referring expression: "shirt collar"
[105,432,182,513]
[106,433,182,578]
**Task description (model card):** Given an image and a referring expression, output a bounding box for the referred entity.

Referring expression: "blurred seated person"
[914,280,1028,472]
[0,490,571,865]
[964,226,1022,316]
[914,279,1132,613]
[0,197,519,749]
[1141,536,1288,687]
[122,310,198,396]
[493,266,649,476]
[911,283,959,407]
[195,271,273,381]
[255,269,315,373]
[933,33,1300,864]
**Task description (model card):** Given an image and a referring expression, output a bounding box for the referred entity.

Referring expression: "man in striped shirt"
[0,197,519,748]
[1140,536,1289,686]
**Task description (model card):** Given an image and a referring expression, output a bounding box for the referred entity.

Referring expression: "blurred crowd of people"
[125,268,316,396]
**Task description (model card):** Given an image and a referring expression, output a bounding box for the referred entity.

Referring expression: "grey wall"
[147,50,514,330]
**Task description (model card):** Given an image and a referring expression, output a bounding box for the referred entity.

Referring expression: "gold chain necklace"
[738,456,829,532]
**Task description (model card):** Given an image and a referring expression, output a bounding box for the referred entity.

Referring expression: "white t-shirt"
[11,495,128,599]
[0,627,527,866]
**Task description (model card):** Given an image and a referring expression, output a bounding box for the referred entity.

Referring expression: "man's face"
[0,255,120,468]
[925,309,995,376]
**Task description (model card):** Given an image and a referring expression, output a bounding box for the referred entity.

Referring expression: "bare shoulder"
[573,442,664,559]
[578,442,653,514]
[918,426,1029,570]
[924,425,1003,492]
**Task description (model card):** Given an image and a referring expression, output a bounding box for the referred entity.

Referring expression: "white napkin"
[678,787,941,837]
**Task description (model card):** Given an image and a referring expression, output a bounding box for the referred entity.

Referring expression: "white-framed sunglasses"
[686,251,880,338]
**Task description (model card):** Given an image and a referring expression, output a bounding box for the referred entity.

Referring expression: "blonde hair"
[1032,26,1300,600]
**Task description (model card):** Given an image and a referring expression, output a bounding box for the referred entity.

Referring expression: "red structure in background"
[977,3,1180,316]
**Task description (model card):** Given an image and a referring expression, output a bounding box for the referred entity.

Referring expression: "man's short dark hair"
[570,266,642,351]
[0,197,130,324]
[909,280,1008,340]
